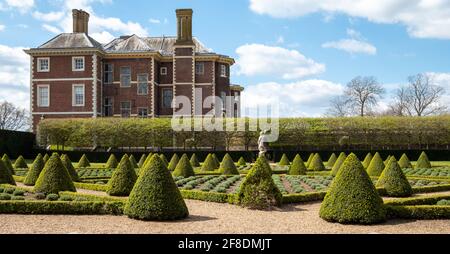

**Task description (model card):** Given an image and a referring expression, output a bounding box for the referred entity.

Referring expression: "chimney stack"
[175,9,193,45]
[72,9,90,34]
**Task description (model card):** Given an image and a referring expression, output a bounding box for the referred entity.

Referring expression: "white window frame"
[72,56,85,72]
[137,107,148,118]
[37,58,50,72]
[195,62,204,75]
[104,97,113,117]
[220,64,227,77]
[162,88,173,108]
[72,84,85,107]
[37,84,50,107]
[160,67,167,75]
[120,66,131,87]
[137,74,149,95]
[120,101,131,118]
[103,63,114,84]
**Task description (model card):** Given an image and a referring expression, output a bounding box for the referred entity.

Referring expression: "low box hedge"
[74,182,108,192]
[386,205,450,219]
[384,194,450,206]
[282,191,327,204]
[0,200,124,215]
[58,191,125,202]
[411,184,450,194]
[179,190,236,204]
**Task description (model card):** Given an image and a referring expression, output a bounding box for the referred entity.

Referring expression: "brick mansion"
[25,9,244,131]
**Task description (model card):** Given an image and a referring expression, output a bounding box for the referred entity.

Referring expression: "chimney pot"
[175,9,193,45]
[72,9,90,34]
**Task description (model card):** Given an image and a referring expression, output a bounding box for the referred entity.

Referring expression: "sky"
[0,0,450,117]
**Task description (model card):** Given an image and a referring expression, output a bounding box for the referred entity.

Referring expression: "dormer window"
[37,58,50,72]
[72,56,85,71]
[160,67,167,75]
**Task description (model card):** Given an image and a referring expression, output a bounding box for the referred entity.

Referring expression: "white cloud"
[90,31,115,44]
[241,79,344,117]
[149,18,161,24]
[42,24,61,34]
[249,0,450,39]
[322,28,377,55]
[4,0,34,13]
[0,44,30,110]
[426,72,450,106]
[276,36,284,44]
[0,24,5,31]
[33,11,65,22]
[236,43,325,79]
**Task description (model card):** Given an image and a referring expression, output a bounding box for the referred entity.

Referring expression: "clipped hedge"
[278,154,290,166]
[14,155,28,169]
[416,151,432,169]
[308,153,326,171]
[288,154,306,175]
[327,153,337,168]
[180,190,236,204]
[362,153,373,169]
[219,153,239,175]
[190,153,200,167]
[386,205,450,220]
[376,157,412,197]
[330,152,346,176]
[61,154,81,182]
[34,153,76,194]
[129,154,138,168]
[105,154,119,169]
[398,153,412,169]
[23,154,45,186]
[137,154,146,168]
[74,182,108,192]
[167,153,179,171]
[2,154,15,175]
[282,191,327,204]
[237,157,247,167]
[77,154,90,168]
[172,154,195,178]
[367,152,385,177]
[201,154,217,172]
[0,201,124,215]
[106,154,137,196]
[0,160,15,185]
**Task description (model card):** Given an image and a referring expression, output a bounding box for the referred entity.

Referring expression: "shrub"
[23,154,45,186]
[288,154,306,175]
[237,157,247,167]
[367,152,385,177]
[61,154,81,182]
[376,157,412,197]
[384,155,391,165]
[35,193,46,200]
[140,153,153,169]
[105,154,119,169]
[416,151,432,169]
[201,154,217,171]
[77,154,91,168]
[237,155,282,210]
[168,154,179,171]
[138,154,147,168]
[212,154,221,169]
[330,152,346,176]
[42,154,49,163]
[129,154,138,168]
[159,154,168,167]
[0,160,16,185]
[172,154,195,178]
[219,153,239,175]
[278,154,290,166]
[398,153,413,169]
[46,194,60,201]
[437,199,450,205]
[327,153,337,168]
[362,153,373,169]
[319,153,386,224]
[34,153,76,194]
[13,189,25,196]
[11,196,25,200]
[106,154,138,196]
[59,196,73,201]
[0,193,11,200]
[14,155,28,169]
[4,187,15,194]
[308,153,326,171]
[190,153,200,167]
[305,153,314,168]
[124,154,189,221]
[2,154,15,175]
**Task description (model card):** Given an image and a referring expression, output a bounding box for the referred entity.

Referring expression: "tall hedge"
[305,153,314,168]
[172,154,195,178]
[77,154,90,168]
[278,153,290,166]
[367,152,385,177]
[168,154,179,171]
[331,152,346,176]
[129,154,138,168]
[105,154,119,169]
[124,154,189,221]
[237,155,282,209]
[362,153,373,169]
[34,153,76,194]
[416,151,432,169]
[237,157,247,167]
[2,154,15,175]
[219,153,239,175]
[190,153,200,167]
[61,154,81,182]
[288,154,306,175]
[24,154,45,186]
[138,154,147,168]
[376,157,412,197]
[327,153,337,168]
[14,155,28,169]
[107,154,138,196]
[308,153,326,171]
[0,160,16,185]
[319,153,386,224]
[398,153,413,169]
[201,153,217,171]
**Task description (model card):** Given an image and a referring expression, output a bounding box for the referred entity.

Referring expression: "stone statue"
[258,130,269,157]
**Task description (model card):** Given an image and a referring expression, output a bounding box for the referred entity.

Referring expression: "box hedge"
[288,154,306,175]
[237,157,247,167]
[137,154,147,168]
[105,154,119,169]
[398,153,412,169]
[0,201,124,215]
[2,154,15,175]
[0,160,16,185]
[219,153,239,175]
[14,155,28,169]
[362,153,373,169]
[23,154,45,186]
[129,154,138,168]
[201,153,217,171]
[167,153,179,171]
[327,153,337,168]
[159,154,168,167]
[367,152,385,176]
[278,153,290,166]
[376,157,412,197]
[190,153,200,167]
[106,154,137,196]
[61,154,81,182]
[308,153,326,171]
[330,152,346,176]
[172,154,195,178]
[77,154,90,168]
[416,151,432,169]
[305,153,314,168]
[212,154,221,169]
[43,154,49,163]
[34,153,76,194]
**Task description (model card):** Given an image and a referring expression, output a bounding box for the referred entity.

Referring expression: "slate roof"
[38,33,103,49]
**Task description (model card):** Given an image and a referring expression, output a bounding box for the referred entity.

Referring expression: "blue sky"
[1,0,449,116]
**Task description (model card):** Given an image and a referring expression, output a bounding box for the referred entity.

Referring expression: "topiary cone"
[43,154,49,163]
[384,155,391,165]
[362,153,373,169]
[416,151,431,169]
[237,157,247,167]
[219,153,239,175]
[376,157,412,197]
[288,154,306,175]
[305,153,314,168]
[172,154,195,177]
[331,152,346,176]
[124,154,189,221]
[159,154,168,167]
[107,154,138,196]
[237,155,282,209]
[2,154,15,175]
[77,154,91,168]
[190,153,200,167]
[23,154,45,186]
[309,153,326,171]
[34,153,76,194]
[168,154,179,171]
[0,159,16,185]
[142,153,153,168]
[61,154,80,182]
[14,155,28,169]
[327,153,337,168]
[278,153,290,166]
[129,154,138,168]
[319,153,386,224]
[367,152,385,176]
[201,153,217,171]
[105,154,119,168]
[398,153,413,169]
[138,154,147,168]
[212,153,221,169]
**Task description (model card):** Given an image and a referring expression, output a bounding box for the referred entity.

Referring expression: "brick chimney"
[175,9,193,45]
[72,9,90,34]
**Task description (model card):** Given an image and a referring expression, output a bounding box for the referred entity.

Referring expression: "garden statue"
[258,130,270,158]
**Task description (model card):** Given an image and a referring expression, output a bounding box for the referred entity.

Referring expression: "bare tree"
[387,87,413,116]
[344,76,385,117]
[404,73,446,116]
[0,101,30,131]
[326,95,351,117]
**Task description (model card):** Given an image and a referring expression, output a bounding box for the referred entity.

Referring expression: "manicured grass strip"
[0,200,123,215]
[384,194,450,206]
[386,205,450,220]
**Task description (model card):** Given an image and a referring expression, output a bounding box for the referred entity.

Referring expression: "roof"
[38,33,103,49]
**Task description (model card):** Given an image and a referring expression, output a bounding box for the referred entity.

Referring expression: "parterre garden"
[1,150,450,224]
